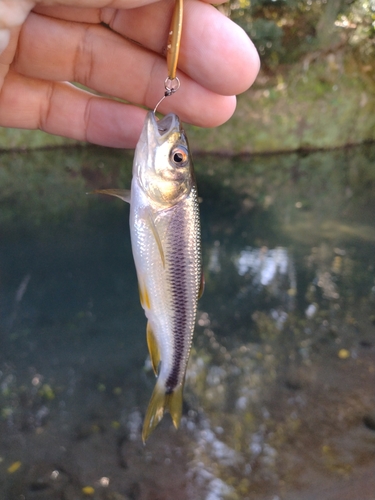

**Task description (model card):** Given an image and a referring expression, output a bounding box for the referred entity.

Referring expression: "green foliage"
[185,52,375,154]
[0,127,79,150]
[339,1,375,62]
[239,17,284,64]
[229,0,375,68]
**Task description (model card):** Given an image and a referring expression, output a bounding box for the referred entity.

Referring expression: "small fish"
[97,111,203,441]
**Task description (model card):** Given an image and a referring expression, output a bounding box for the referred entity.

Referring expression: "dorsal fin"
[198,270,205,299]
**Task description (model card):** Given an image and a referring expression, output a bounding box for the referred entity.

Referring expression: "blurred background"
[0,2,374,500]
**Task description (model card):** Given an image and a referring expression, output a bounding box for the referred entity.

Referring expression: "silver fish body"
[127,112,202,441]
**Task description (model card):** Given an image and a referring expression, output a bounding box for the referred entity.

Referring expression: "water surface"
[0,145,374,499]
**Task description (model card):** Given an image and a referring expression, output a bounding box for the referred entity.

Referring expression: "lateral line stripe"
[165,208,188,392]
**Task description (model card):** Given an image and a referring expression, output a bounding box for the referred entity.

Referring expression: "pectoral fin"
[93,189,131,203]
[145,210,165,268]
[146,321,160,376]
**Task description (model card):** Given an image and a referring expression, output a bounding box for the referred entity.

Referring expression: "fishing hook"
[153,76,180,113]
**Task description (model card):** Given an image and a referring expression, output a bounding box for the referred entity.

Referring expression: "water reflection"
[0,145,374,499]
[236,247,291,284]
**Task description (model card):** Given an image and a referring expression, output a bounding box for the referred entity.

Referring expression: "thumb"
[0,0,35,53]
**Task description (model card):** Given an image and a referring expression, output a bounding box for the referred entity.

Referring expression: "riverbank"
[188,54,375,154]
[1,54,374,154]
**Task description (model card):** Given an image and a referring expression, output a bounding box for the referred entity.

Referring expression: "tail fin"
[142,382,183,443]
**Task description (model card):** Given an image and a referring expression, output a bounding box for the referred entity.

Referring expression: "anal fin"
[146,321,160,376]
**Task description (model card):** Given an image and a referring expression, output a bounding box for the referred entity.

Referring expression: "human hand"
[0,0,259,148]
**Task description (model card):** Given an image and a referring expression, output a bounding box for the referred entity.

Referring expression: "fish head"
[134,111,194,207]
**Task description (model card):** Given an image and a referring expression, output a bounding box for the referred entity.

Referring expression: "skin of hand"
[0,0,260,148]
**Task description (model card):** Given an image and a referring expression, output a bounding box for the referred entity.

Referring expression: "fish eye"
[170,146,188,167]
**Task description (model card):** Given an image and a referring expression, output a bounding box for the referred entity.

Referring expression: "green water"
[0,145,374,499]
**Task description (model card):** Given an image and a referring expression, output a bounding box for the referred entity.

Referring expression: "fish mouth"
[147,111,181,141]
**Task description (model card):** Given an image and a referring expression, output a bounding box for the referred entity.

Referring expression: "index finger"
[33,0,259,96]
